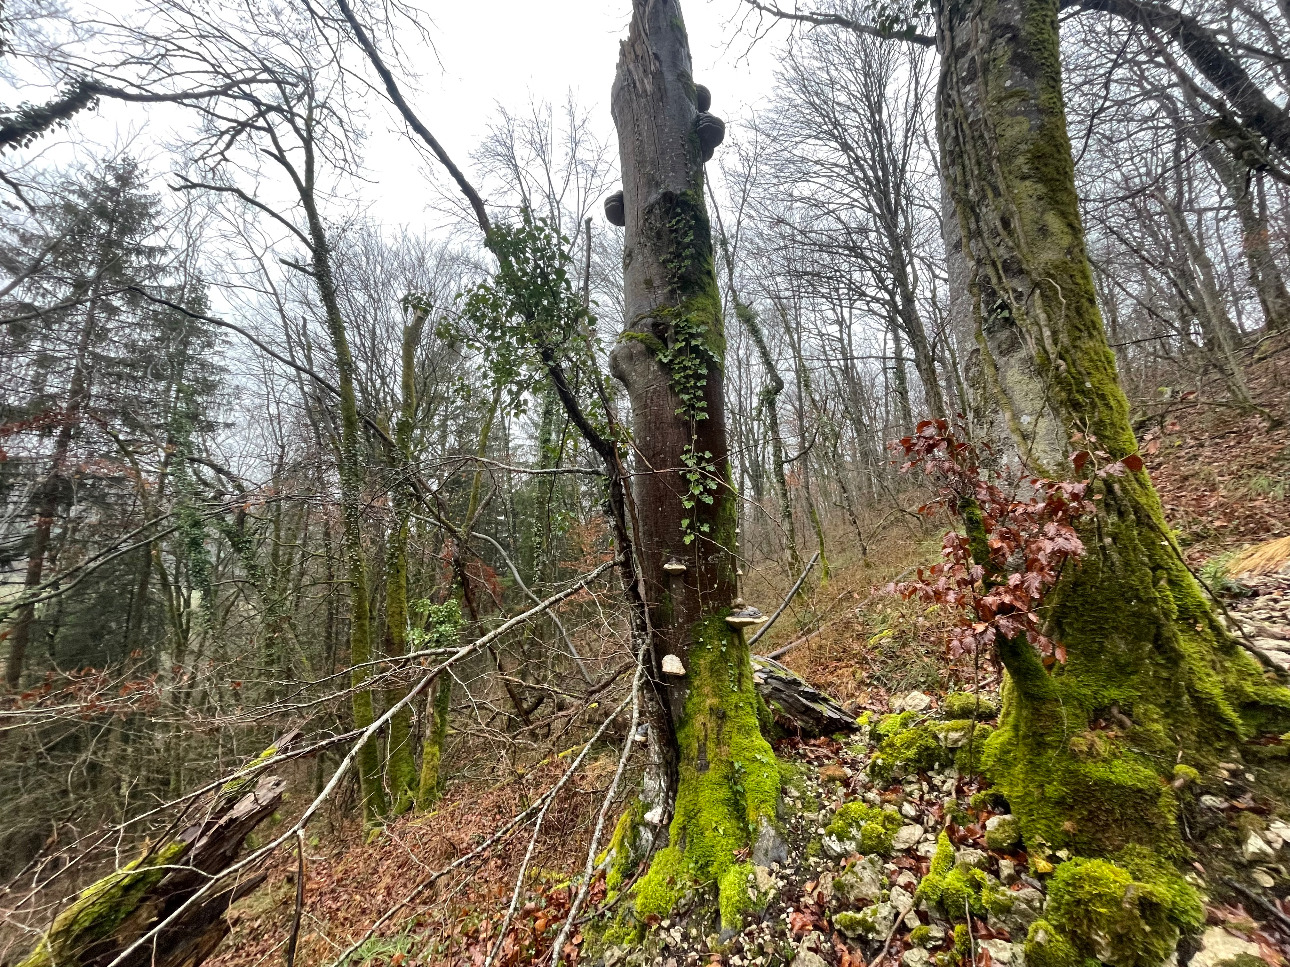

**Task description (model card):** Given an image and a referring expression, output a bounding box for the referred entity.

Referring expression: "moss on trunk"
[608,0,783,931]
[634,614,780,930]
[937,0,1290,956]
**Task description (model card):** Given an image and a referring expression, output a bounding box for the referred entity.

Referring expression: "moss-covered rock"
[916,831,991,921]
[984,814,1022,851]
[835,903,896,940]
[943,692,999,720]
[871,722,951,782]
[1027,852,1203,967]
[825,802,905,855]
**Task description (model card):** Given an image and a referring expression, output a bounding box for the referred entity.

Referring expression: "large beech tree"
[606,0,784,928]
[937,0,1290,958]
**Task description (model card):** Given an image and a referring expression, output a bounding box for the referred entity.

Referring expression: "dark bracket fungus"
[695,83,711,113]
[604,189,625,226]
[696,112,725,162]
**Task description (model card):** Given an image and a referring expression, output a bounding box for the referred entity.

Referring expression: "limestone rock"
[893,824,925,851]
[1190,927,1261,967]
[835,902,896,939]
[902,949,933,967]
[985,814,1022,851]
[753,815,789,867]
[792,933,831,967]
[1243,832,1276,863]
[956,847,990,870]
[833,855,886,905]
[900,691,933,713]
[979,939,1023,967]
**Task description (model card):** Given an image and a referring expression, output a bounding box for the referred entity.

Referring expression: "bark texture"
[607,0,782,929]
[937,0,1290,868]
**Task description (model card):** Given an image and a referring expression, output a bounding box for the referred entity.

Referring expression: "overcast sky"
[5,1,791,238]
[354,0,784,225]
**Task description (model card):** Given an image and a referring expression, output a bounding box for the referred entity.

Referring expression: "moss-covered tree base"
[984,477,1290,858]
[632,616,782,933]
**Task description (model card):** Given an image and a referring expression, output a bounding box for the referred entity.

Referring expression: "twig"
[867,903,907,967]
[748,551,820,647]
[1223,877,1290,935]
[285,830,305,967]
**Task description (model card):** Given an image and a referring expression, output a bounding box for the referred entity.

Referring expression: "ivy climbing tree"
[606,0,785,931]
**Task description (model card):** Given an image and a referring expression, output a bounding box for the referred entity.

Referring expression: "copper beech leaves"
[888,420,1110,667]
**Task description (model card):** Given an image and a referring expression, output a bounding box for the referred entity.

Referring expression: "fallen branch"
[17,733,300,967]
[748,550,820,648]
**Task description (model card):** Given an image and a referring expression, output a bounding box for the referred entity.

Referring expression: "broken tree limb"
[747,550,820,648]
[751,655,859,736]
[18,732,300,967]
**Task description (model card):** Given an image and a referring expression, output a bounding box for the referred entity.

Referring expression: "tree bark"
[382,313,424,815]
[937,0,1289,879]
[607,0,783,928]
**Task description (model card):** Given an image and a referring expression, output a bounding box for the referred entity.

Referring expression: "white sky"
[5,0,788,228]
[354,0,783,224]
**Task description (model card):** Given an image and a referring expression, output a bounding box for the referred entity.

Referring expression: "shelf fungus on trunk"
[726,598,768,630]
[604,189,625,227]
[696,112,725,162]
[695,83,711,112]
[662,557,687,575]
[661,653,686,676]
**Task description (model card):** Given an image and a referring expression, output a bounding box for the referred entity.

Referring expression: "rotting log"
[751,655,859,737]
[19,734,297,967]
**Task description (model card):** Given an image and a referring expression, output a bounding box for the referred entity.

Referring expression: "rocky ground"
[599,683,1290,967]
[1228,570,1290,673]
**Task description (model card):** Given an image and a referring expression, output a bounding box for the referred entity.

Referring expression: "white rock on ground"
[900,691,933,712]
[892,824,924,850]
[1190,927,1262,967]
[1243,831,1277,863]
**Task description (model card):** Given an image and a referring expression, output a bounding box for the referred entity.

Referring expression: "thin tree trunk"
[383,312,424,815]
[301,183,388,823]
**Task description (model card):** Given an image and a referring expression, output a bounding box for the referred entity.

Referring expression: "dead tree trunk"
[607,0,784,930]
[17,735,297,967]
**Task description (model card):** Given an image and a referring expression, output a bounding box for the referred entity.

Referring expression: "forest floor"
[206,346,1290,967]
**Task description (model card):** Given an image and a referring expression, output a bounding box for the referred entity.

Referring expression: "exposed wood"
[18,733,299,967]
[751,655,859,736]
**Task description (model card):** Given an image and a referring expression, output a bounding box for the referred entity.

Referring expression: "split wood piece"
[751,655,859,737]
[18,732,299,967]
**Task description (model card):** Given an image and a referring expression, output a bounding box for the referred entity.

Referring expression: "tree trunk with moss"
[607,0,783,930]
[938,0,1290,959]
[303,195,388,825]
[382,313,424,816]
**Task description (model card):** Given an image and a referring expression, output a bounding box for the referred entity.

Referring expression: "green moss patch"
[1025,852,1203,967]
[942,692,999,720]
[825,801,904,855]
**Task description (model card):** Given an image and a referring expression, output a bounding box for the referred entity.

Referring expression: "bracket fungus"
[696,112,726,163]
[604,190,625,227]
[726,598,768,630]
[695,83,712,112]
[661,654,686,676]
[662,557,687,575]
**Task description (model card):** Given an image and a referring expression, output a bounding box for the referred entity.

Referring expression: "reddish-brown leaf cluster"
[888,420,1104,667]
